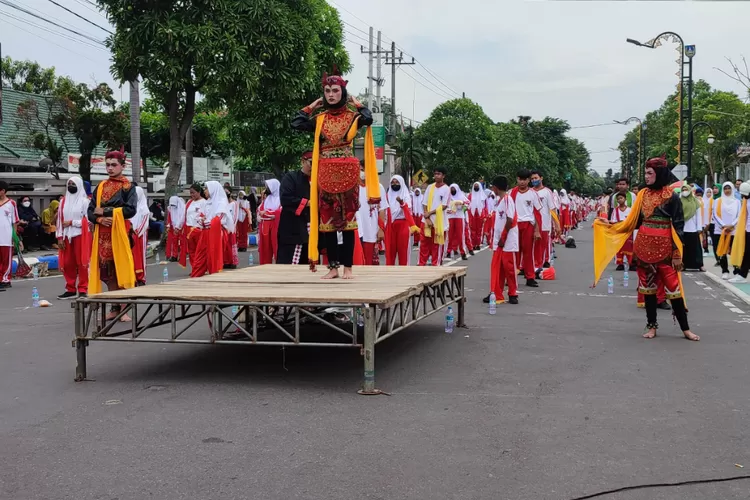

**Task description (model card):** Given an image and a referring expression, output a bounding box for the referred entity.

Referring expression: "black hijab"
[645,157,673,190]
[17,197,38,221]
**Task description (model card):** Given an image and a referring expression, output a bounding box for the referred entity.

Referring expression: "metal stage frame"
[73,266,466,394]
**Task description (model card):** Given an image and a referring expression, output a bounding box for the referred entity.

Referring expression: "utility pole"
[129,79,142,185]
[360,30,387,111]
[367,27,373,109]
[384,42,415,142]
[376,31,382,111]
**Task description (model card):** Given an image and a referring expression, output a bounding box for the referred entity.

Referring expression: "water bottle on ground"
[607,275,614,295]
[248,254,255,267]
[32,265,39,280]
[155,251,160,263]
[623,269,629,288]
[445,306,455,333]
[32,287,40,308]
[231,305,238,318]
[162,267,169,283]
[489,292,497,315]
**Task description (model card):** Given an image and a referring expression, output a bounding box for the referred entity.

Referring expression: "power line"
[341,19,368,37]
[0,7,108,51]
[46,0,112,34]
[343,29,370,46]
[0,0,106,45]
[70,0,108,20]
[400,67,454,101]
[570,122,621,130]
[407,64,460,98]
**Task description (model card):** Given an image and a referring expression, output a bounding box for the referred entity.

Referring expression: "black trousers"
[322,231,354,268]
[682,232,703,270]
[277,243,308,265]
[740,231,750,278]
[645,294,690,331]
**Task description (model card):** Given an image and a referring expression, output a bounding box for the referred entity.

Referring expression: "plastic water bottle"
[155,251,160,263]
[356,308,364,327]
[445,306,455,333]
[231,305,238,318]
[32,287,40,307]
[607,275,614,295]
[32,265,39,280]
[489,292,497,315]
[248,254,255,267]
[162,267,169,283]
[550,253,555,267]
[623,270,629,288]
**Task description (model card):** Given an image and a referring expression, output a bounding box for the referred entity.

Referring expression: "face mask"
[450,189,457,195]
[67,185,78,194]
[22,201,31,208]
[680,191,690,198]
[473,186,480,192]
[391,184,401,192]
[531,180,541,187]
[360,172,366,181]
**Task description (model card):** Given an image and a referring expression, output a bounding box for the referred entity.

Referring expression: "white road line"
[730,308,745,314]
[723,301,736,308]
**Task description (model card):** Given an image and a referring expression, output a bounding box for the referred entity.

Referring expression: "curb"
[702,270,750,307]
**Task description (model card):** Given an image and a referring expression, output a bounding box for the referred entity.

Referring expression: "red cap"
[301,151,313,160]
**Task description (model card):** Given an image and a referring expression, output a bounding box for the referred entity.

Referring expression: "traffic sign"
[672,164,688,181]
[685,45,696,58]
[412,169,428,185]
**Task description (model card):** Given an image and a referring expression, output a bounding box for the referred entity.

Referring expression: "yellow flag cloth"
[550,210,560,227]
[729,199,747,267]
[422,183,445,244]
[307,114,325,264]
[89,208,135,294]
[592,190,684,288]
[364,126,380,201]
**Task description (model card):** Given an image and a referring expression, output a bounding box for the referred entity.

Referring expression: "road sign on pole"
[372,113,385,174]
[672,164,688,181]
[412,169,428,186]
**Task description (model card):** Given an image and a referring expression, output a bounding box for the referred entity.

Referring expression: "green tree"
[1,57,56,94]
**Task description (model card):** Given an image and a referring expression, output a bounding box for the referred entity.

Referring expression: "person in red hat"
[594,156,699,341]
[291,68,380,279]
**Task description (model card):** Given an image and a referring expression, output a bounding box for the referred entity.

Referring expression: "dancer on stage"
[419,167,451,266]
[182,183,206,276]
[278,152,312,265]
[56,176,90,299]
[257,179,281,265]
[291,68,380,279]
[88,149,137,320]
[166,195,185,262]
[594,156,699,341]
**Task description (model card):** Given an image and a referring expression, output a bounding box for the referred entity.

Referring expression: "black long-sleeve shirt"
[278,170,311,246]
[87,181,137,225]
[290,105,373,134]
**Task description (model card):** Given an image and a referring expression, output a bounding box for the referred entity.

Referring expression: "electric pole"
[360,30,387,111]
[129,79,141,185]
[367,27,373,109]
[385,42,415,141]
[376,31,382,111]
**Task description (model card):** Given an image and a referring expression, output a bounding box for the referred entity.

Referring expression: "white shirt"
[0,199,19,247]
[512,188,541,224]
[185,199,206,228]
[713,197,740,235]
[535,187,554,231]
[492,195,518,252]
[684,208,702,233]
[610,205,630,223]
[356,184,387,243]
[423,183,451,229]
[745,200,750,232]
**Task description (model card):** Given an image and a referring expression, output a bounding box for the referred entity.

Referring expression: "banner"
[372,112,385,174]
[66,153,141,177]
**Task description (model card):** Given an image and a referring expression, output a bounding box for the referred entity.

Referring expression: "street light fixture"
[707,134,716,145]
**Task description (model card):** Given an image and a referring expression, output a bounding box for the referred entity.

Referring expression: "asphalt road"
[2,226,750,500]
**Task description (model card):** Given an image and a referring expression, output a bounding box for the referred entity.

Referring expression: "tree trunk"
[130,80,142,184]
[164,87,197,201]
[79,152,92,183]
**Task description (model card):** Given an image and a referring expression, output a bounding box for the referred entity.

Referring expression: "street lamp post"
[614,117,646,184]
[627,33,694,174]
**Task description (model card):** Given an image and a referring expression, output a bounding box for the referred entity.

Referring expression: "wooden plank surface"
[91,265,465,305]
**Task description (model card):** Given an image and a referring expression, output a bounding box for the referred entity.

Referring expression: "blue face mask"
[531,180,541,187]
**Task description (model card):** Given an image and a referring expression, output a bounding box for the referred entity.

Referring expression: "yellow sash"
[715,198,734,257]
[729,199,747,267]
[89,183,136,294]
[422,183,445,244]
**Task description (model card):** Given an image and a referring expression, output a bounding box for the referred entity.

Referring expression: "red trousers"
[361,241,380,265]
[447,218,464,254]
[224,232,238,266]
[0,245,11,284]
[258,226,277,265]
[616,236,634,266]
[133,234,147,284]
[637,261,677,305]
[483,213,495,245]
[186,228,204,278]
[386,219,411,266]
[166,228,180,259]
[517,221,536,279]
[236,218,250,250]
[60,236,88,293]
[469,212,484,248]
[491,249,518,298]
[413,216,422,246]
[464,219,472,252]
[418,230,445,266]
[534,230,550,269]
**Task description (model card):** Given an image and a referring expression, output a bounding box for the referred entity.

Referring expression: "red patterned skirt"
[318,156,360,232]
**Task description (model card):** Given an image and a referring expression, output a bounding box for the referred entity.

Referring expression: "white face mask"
[360,172,366,181]
[681,191,690,198]
[22,201,31,208]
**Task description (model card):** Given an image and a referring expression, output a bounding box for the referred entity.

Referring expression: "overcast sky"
[2,0,749,175]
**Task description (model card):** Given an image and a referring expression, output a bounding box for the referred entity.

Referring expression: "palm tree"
[394,128,426,182]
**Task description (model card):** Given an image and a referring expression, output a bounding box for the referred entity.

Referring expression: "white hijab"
[716,182,740,223]
[263,179,281,211]
[58,176,88,241]
[450,183,467,202]
[411,188,424,216]
[484,189,496,211]
[560,189,570,206]
[205,180,235,232]
[469,182,486,214]
[132,186,150,236]
[387,175,410,219]
[237,190,249,221]
[168,195,186,230]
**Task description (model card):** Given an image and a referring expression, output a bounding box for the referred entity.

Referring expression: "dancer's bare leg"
[642,328,657,339]
[342,267,353,279]
[683,330,700,341]
[322,268,339,280]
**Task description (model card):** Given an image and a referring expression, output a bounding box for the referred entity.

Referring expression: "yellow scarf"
[422,183,445,244]
[593,190,684,294]
[729,198,747,267]
[308,114,379,264]
[715,198,735,257]
[89,184,136,294]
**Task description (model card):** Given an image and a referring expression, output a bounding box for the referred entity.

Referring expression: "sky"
[2,0,749,175]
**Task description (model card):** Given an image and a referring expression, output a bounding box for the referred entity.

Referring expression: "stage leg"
[457,276,466,327]
[358,305,381,395]
[74,339,88,382]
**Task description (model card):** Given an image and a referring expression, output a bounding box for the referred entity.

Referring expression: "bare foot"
[683,330,700,341]
[642,328,657,339]
[105,311,120,320]
[342,267,353,279]
[120,314,132,322]
[321,268,339,280]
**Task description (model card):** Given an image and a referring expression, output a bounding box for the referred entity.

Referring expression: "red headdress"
[105,146,127,163]
[301,151,313,160]
[321,65,347,88]
[646,154,668,169]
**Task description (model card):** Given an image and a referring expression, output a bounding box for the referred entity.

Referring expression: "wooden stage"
[73,265,466,393]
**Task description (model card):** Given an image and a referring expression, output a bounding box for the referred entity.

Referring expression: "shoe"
[468,250,475,256]
[0,282,12,289]
[57,291,77,300]
[482,294,491,303]
[615,264,625,271]
[461,254,468,261]
[509,296,519,305]
[729,276,748,284]
[722,273,730,280]
[543,262,550,269]
[629,264,637,271]
[78,293,87,298]
[657,301,671,310]
[715,262,722,267]
[39,245,50,251]
[526,279,539,287]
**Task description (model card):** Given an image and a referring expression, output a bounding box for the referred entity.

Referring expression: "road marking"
[723,301,736,308]
[730,308,745,314]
